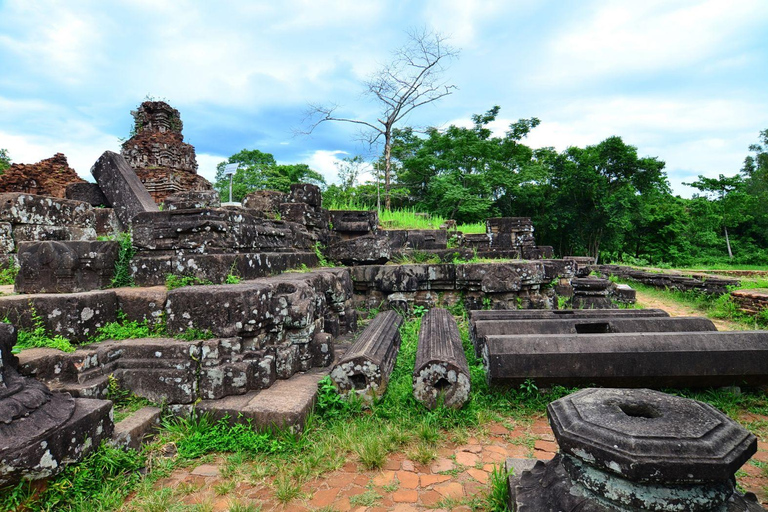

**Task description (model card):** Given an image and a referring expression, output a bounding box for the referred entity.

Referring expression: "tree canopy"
[214,149,325,201]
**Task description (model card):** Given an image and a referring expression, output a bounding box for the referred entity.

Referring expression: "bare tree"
[304,28,459,210]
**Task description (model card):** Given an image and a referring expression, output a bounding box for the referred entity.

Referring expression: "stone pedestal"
[509,388,763,511]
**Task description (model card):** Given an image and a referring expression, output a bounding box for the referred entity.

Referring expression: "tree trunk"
[384,134,392,211]
[724,225,733,259]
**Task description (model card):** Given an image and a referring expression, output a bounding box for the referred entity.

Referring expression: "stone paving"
[130,417,768,511]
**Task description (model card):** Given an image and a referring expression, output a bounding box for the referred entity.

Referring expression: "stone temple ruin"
[1,101,767,508]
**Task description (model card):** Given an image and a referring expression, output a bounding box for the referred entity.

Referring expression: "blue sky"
[1,0,767,196]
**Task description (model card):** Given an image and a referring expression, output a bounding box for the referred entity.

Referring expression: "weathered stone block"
[242,190,287,217]
[15,241,118,294]
[455,262,546,292]
[11,224,96,243]
[93,208,123,237]
[330,310,403,401]
[289,183,322,208]
[112,406,162,450]
[113,286,167,325]
[329,210,378,233]
[65,182,109,207]
[165,269,353,345]
[413,309,470,410]
[327,235,390,265]
[164,190,221,210]
[0,290,118,342]
[0,193,96,228]
[0,222,13,254]
[90,151,159,226]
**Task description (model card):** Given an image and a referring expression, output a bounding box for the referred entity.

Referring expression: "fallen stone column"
[413,308,470,410]
[470,308,669,321]
[485,331,768,388]
[471,316,717,358]
[330,310,403,401]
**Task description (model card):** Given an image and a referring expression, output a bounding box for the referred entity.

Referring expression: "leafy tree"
[305,28,459,210]
[0,149,10,175]
[214,149,325,201]
[397,106,540,223]
[685,174,749,260]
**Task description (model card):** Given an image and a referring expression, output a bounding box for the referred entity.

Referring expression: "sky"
[1,0,766,197]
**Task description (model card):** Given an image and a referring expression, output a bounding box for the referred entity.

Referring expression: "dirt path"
[634,290,747,331]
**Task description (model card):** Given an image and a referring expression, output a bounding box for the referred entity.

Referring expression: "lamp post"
[223,163,239,203]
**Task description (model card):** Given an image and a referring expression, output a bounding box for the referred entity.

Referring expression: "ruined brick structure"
[0,153,84,198]
[120,101,212,204]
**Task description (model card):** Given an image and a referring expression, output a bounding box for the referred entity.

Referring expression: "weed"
[273,474,303,503]
[225,273,242,284]
[315,241,334,267]
[355,435,388,469]
[165,274,213,290]
[349,489,380,506]
[408,443,437,465]
[0,263,18,286]
[228,500,262,512]
[412,304,428,317]
[482,296,492,310]
[213,479,236,496]
[484,464,512,511]
[10,304,76,353]
[94,312,164,342]
[107,374,153,422]
[112,231,136,288]
[175,327,215,341]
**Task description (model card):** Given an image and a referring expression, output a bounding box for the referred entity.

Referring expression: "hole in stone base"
[553,311,575,315]
[618,402,661,419]
[575,322,610,334]
[434,378,451,391]
[349,373,367,390]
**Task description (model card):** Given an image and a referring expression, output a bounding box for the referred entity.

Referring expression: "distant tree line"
[214,110,767,266]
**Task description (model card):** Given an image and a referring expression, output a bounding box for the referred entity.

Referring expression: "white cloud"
[196,153,228,183]
[534,0,768,85]
[302,149,348,184]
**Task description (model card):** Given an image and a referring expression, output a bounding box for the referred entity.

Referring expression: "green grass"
[0,263,18,286]
[111,231,135,288]
[324,200,487,233]
[165,274,214,290]
[9,306,76,354]
[619,278,768,329]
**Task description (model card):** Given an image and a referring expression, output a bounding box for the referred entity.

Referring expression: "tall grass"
[324,199,486,234]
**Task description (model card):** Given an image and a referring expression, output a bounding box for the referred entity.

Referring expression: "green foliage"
[0,148,10,174]
[162,413,285,459]
[225,273,242,285]
[106,374,153,423]
[213,148,325,201]
[485,464,512,511]
[94,313,163,342]
[0,263,18,285]
[165,274,213,290]
[314,242,333,267]
[111,231,135,288]
[11,306,75,353]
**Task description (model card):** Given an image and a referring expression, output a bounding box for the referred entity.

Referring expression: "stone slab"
[196,366,328,431]
[485,331,768,388]
[111,405,162,450]
[91,151,159,226]
[65,182,109,207]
